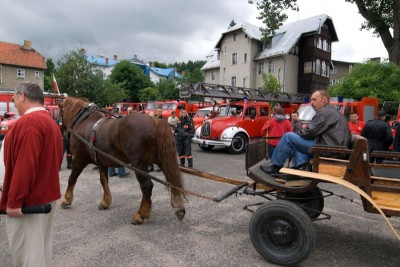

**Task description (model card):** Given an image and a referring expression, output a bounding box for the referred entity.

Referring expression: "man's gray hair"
[15,82,44,105]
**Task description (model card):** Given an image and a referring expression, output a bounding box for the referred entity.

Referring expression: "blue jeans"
[108,167,126,177]
[271,132,316,168]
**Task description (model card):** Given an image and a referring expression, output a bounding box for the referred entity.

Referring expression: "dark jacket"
[175,115,195,141]
[291,120,302,134]
[361,118,393,152]
[300,104,351,148]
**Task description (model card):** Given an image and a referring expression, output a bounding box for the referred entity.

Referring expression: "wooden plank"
[179,166,271,190]
[371,191,400,211]
[319,157,350,163]
[279,167,400,240]
[370,176,400,182]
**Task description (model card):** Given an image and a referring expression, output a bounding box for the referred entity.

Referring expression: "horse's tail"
[155,119,186,197]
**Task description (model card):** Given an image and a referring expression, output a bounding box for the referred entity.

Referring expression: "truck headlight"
[0,126,8,130]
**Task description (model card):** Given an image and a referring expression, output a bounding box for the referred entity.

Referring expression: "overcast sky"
[0,0,389,65]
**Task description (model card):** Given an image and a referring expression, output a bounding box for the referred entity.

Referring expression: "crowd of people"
[0,82,399,265]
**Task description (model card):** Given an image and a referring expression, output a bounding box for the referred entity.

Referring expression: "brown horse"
[60,97,185,224]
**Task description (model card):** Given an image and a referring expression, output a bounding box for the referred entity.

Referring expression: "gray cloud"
[1,0,388,65]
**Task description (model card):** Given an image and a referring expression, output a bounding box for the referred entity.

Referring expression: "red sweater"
[348,121,365,135]
[261,116,292,146]
[0,110,63,210]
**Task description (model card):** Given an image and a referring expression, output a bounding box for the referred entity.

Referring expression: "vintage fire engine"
[180,83,308,154]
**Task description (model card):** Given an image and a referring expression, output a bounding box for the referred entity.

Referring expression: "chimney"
[23,40,32,50]
[79,48,86,54]
[149,61,153,67]
[106,58,109,65]
[113,55,118,60]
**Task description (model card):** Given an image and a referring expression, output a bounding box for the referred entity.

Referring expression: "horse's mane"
[62,97,90,129]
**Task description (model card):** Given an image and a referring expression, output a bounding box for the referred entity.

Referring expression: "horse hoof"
[175,208,186,221]
[98,204,109,210]
[132,213,144,224]
[60,201,71,209]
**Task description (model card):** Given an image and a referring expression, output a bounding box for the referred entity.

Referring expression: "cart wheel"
[285,187,324,219]
[198,144,215,151]
[249,200,315,266]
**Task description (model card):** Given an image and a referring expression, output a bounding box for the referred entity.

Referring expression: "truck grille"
[201,121,211,137]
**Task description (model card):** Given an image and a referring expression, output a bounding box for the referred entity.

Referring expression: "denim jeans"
[108,167,126,177]
[271,132,316,168]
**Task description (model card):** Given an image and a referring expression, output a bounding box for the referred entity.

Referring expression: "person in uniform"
[175,109,195,167]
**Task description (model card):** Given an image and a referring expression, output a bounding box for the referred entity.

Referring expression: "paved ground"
[1,143,400,266]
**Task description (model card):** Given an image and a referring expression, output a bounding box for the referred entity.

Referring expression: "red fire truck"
[181,83,308,154]
[113,102,146,115]
[144,100,210,118]
[0,91,64,140]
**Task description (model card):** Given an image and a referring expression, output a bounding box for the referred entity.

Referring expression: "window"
[232,53,238,65]
[243,53,247,63]
[331,67,337,74]
[233,33,237,42]
[211,71,216,81]
[243,78,246,87]
[224,45,227,54]
[304,62,313,74]
[245,107,256,117]
[259,107,268,117]
[321,61,327,77]
[35,71,40,79]
[0,73,2,84]
[231,76,236,87]
[17,69,25,79]
[223,67,226,78]
[245,34,248,39]
[315,59,321,75]
[317,38,322,49]
[258,62,264,75]
[268,60,275,73]
[323,40,329,51]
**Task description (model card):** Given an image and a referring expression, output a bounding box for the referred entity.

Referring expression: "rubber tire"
[198,144,215,151]
[249,200,315,266]
[284,187,324,219]
[228,133,247,154]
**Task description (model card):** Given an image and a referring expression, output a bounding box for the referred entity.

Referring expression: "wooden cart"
[243,136,400,266]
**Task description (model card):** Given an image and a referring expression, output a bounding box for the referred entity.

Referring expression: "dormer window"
[35,71,40,79]
[233,33,237,42]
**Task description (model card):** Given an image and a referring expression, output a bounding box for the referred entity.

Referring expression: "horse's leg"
[60,161,87,208]
[131,170,153,224]
[170,188,186,221]
[98,166,112,210]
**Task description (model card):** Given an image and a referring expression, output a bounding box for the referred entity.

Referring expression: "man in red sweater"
[261,108,292,159]
[0,82,63,266]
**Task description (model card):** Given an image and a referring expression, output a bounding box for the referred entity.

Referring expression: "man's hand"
[6,207,23,217]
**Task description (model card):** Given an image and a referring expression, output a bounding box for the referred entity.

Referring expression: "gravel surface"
[1,143,399,266]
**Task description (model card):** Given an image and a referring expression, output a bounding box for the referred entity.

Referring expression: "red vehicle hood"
[201,116,240,138]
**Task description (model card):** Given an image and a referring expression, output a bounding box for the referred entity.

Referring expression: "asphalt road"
[1,143,399,267]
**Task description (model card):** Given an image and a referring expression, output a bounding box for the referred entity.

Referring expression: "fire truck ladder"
[179,83,309,104]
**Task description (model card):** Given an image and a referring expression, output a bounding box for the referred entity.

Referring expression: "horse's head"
[61,97,91,130]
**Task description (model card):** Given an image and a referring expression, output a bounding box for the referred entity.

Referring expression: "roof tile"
[0,41,46,69]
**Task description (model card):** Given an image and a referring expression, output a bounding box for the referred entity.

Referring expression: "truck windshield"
[146,102,157,110]
[228,105,243,117]
[168,103,176,110]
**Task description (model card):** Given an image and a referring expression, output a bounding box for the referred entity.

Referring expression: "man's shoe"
[119,172,130,178]
[109,174,118,177]
[260,164,282,175]
[148,166,154,172]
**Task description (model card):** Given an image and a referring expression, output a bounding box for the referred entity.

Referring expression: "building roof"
[256,14,338,60]
[85,54,119,67]
[0,41,46,69]
[149,67,182,78]
[202,14,338,70]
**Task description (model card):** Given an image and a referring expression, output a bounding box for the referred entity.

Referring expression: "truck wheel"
[284,187,324,219]
[198,144,214,151]
[228,133,247,154]
[249,200,315,266]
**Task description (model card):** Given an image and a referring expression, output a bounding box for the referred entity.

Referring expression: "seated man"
[261,89,351,175]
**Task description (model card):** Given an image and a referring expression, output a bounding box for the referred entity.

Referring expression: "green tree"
[329,61,400,101]
[156,79,179,100]
[139,87,160,102]
[261,73,281,92]
[110,60,153,101]
[44,58,55,93]
[249,0,400,64]
[95,79,127,107]
[56,50,105,100]
[185,67,204,83]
